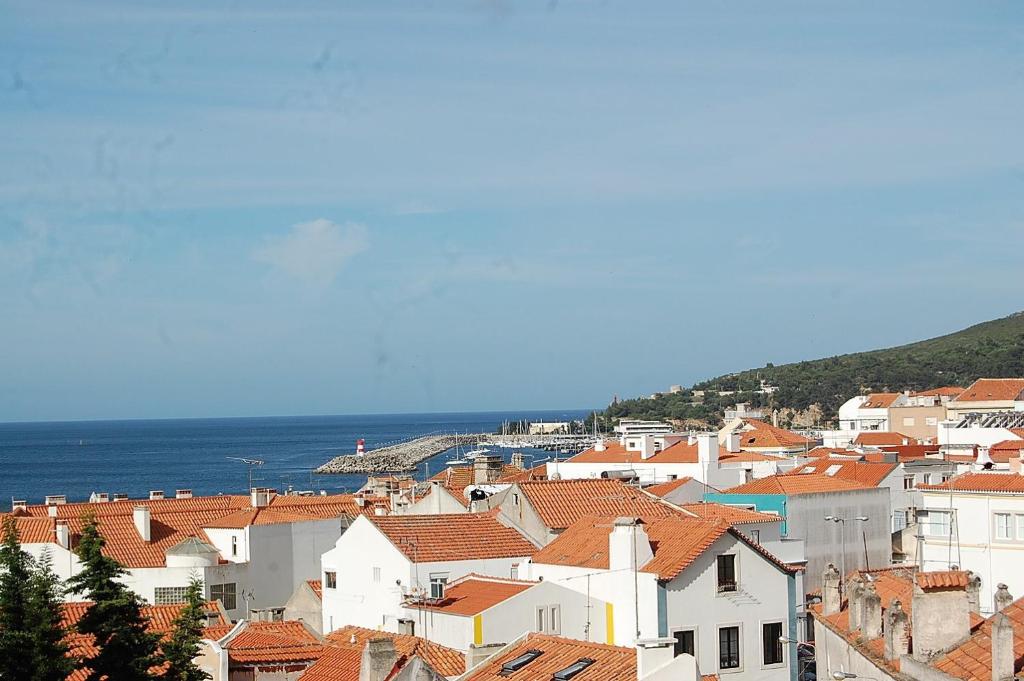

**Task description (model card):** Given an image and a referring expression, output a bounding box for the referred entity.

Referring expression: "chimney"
[133,505,151,542]
[473,455,503,485]
[11,500,26,513]
[636,638,678,678]
[725,432,741,453]
[861,580,882,639]
[967,572,982,614]
[175,489,193,499]
[354,495,366,507]
[511,451,525,469]
[991,612,1015,681]
[359,638,398,681]
[994,583,1013,613]
[847,575,865,632]
[44,495,67,506]
[250,488,271,508]
[609,517,654,572]
[640,434,656,460]
[594,439,607,452]
[884,599,910,660]
[911,574,971,661]
[149,490,165,500]
[54,521,70,550]
[697,433,719,467]
[465,643,505,671]
[822,563,842,616]
[47,505,58,518]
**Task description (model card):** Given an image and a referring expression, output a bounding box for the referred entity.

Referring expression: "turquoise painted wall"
[703,493,789,534]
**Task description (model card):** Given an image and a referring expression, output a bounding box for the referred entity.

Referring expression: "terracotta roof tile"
[297,646,363,681]
[462,633,636,681]
[930,597,1024,681]
[919,473,1024,494]
[403,575,536,616]
[860,393,902,409]
[952,378,1024,403]
[326,625,465,676]
[429,464,525,503]
[645,477,696,498]
[736,419,814,449]
[721,474,870,496]
[853,432,915,447]
[916,570,970,589]
[370,513,536,563]
[783,460,898,487]
[221,621,323,665]
[679,502,782,525]
[514,479,674,531]
[205,507,325,529]
[307,580,322,600]
[912,387,965,398]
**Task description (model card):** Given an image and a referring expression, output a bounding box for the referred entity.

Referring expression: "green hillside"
[602,311,1024,427]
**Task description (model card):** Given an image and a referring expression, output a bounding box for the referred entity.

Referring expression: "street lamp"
[825,516,869,594]
[780,636,813,680]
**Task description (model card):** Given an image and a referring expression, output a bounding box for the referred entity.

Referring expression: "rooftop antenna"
[226,457,265,491]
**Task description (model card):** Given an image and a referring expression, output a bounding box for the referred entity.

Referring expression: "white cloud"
[253,219,369,287]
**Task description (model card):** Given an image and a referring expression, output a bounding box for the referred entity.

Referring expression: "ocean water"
[0,410,590,511]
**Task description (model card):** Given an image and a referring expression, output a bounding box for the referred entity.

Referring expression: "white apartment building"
[319,513,537,635]
[837,393,906,432]
[527,515,798,681]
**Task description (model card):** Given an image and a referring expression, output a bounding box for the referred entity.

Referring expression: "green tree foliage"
[603,311,1024,425]
[0,516,34,681]
[67,516,163,681]
[161,576,211,681]
[25,551,77,681]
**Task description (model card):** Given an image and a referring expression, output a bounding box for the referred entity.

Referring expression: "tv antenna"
[226,457,265,491]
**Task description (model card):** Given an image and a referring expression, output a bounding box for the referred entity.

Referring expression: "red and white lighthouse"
[356,439,366,456]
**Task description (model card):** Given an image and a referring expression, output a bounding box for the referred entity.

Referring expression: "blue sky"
[1,1,1023,421]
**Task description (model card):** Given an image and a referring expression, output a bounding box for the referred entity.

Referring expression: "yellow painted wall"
[605,603,615,644]
[474,614,483,645]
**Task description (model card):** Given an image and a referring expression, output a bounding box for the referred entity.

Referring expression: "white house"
[528,515,798,681]
[917,471,1024,613]
[399,574,610,652]
[945,378,1024,420]
[6,488,362,620]
[319,513,537,635]
[837,393,906,433]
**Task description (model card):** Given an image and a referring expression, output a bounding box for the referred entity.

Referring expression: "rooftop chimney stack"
[911,572,971,661]
[149,490,165,500]
[726,432,741,453]
[994,583,1013,613]
[360,638,398,681]
[54,521,70,550]
[697,433,719,468]
[848,575,865,632]
[991,612,1015,681]
[133,505,151,542]
[250,488,272,508]
[822,563,841,616]
[47,505,58,518]
[640,434,656,460]
[175,489,193,499]
[884,599,910,660]
[861,581,883,639]
[510,451,525,469]
[473,454,503,485]
[609,517,654,573]
[967,572,982,614]
[635,638,680,678]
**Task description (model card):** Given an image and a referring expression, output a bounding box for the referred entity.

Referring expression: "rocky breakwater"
[315,434,481,474]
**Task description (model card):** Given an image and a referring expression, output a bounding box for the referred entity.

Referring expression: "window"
[801,467,816,474]
[231,535,238,557]
[430,574,448,599]
[210,583,237,610]
[750,529,760,545]
[719,626,741,669]
[904,476,915,490]
[550,606,561,634]
[511,563,519,580]
[825,464,842,477]
[667,474,677,481]
[536,607,546,632]
[922,510,951,537]
[762,622,784,665]
[926,417,938,426]
[512,493,520,505]
[673,629,696,657]
[154,586,189,604]
[717,555,737,593]
[372,567,381,583]
[995,513,1013,540]
[903,417,915,427]
[893,510,907,531]
[1017,515,1024,540]
[552,658,595,680]
[325,571,337,589]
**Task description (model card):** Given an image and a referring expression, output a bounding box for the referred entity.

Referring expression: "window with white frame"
[903,417,915,427]
[209,582,237,610]
[922,510,951,537]
[429,573,448,599]
[372,567,381,583]
[995,513,1013,540]
[673,629,696,658]
[904,476,915,490]
[926,417,938,426]
[893,510,907,531]
[717,554,737,593]
[762,622,784,666]
[549,605,560,634]
[231,535,238,557]
[719,626,741,670]
[154,586,189,604]
[325,571,337,589]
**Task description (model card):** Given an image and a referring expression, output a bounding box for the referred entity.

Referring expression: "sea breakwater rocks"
[315,434,480,474]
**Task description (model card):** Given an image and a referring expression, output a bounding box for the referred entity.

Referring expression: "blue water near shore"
[0,410,591,511]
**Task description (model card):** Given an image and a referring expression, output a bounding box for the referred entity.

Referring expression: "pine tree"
[0,516,34,681]
[161,577,211,681]
[26,551,77,681]
[66,516,163,681]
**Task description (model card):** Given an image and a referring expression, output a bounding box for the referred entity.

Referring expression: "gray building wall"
[788,488,891,594]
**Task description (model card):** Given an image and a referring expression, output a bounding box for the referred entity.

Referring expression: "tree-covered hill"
[602,311,1024,427]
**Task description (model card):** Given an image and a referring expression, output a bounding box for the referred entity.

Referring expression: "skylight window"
[825,464,842,477]
[499,649,543,676]
[552,658,596,680]
[801,467,816,474]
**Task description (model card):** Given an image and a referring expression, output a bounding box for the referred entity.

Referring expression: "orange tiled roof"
[403,575,536,616]
[307,580,322,600]
[297,646,363,681]
[370,513,536,563]
[805,447,860,458]
[645,477,695,498]
[854,432,914,447]
[461,632,636,681]
[933,598,1024,681]
[783,460,898,487]
[919,473,1024,494]
[8,516,57,543]
[513,479,674,531]
[860,393,902,409]
[721,474,870,496]
[736,419,814,449]
[952,378,1024,403]
[913,386,965,398]
[326,625,465,677]
[429,464,526,503]
[497,463,548,483]
[220,621,323,665]
[569,440,780,465]
[679,502,781,525]
[917,570,970,589]
[989,440,1024,463]
[205,507,325,529]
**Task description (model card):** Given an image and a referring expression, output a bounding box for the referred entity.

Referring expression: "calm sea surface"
[0,410,591,511]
